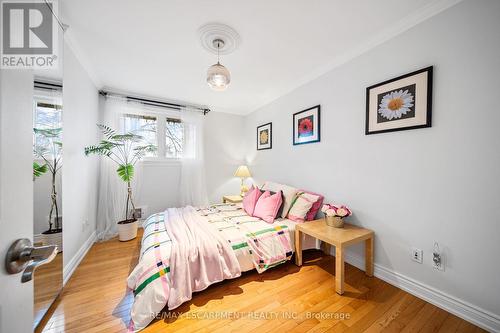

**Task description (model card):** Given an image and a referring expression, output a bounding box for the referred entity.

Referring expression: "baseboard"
[63,231,96,286]
[343,251,500,332]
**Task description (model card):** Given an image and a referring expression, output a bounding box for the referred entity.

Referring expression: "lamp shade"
[207,63,231,91]
[234,165,251,178]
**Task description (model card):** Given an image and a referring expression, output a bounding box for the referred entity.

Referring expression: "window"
[165,118,183,158]
[120,114,158,157]
[33,99,62,157]
[120,113,185,160]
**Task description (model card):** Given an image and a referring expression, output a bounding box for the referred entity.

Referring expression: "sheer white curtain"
[96,96,143,240]
[179,110,209,207]
[96,98,208,239]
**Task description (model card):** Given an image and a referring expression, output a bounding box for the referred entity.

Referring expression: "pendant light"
[207,39,231,91]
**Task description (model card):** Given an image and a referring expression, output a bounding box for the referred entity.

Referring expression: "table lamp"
[234,165,251,197]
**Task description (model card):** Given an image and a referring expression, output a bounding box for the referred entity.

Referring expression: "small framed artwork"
[257,122,272,150]
[366,66,433,135]
[293,105,320,145]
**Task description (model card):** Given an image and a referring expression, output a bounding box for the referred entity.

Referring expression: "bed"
[126,202,317,331]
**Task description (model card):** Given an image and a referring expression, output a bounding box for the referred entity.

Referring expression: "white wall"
[244,0,500,322]
[204,111,245,203]
[135,111,244,215]
[62,43,100,269]
[138,162,181,215]
[0,70,35,333]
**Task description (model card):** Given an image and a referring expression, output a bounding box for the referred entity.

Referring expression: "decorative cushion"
[287,192,320,222]
[268,190,285,217]
[299,189,324,221]
[242,186,261,216]
[253,190,283,223]
[261,181,298,218]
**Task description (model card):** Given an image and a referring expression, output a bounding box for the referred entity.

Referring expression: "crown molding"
[245,0,465,115]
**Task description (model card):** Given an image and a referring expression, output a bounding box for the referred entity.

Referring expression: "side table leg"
[365,236,374,277]
[335,245,344,295]
[295,229,302,266]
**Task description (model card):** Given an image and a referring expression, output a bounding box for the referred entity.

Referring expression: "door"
[0,69,35,333]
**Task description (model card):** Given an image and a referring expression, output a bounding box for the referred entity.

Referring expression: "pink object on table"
[299,189,324,221]
[253,190,283,223]
[242,186,262,216]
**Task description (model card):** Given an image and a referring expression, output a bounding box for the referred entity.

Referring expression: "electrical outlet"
[133,206,148,220]
[411,248,423,264]
[432,242,445,271]
[432,253,444,271]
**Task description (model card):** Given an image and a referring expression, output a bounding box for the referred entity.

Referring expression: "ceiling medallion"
[199,23,240,92]
[198,23,240,55]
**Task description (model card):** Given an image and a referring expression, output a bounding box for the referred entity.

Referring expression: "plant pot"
[325,216,344,228]
[117,219,138,241]
[42,228,63,253]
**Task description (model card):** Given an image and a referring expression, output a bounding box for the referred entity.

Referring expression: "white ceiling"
[60,0,459,115]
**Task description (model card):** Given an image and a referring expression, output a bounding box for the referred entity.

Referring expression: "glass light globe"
[207,63,231,91]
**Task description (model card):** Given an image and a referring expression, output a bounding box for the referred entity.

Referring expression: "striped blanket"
[126,203,294,331]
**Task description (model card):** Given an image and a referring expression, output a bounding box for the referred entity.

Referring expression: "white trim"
[246,0,465,114]
[342,250,500,332]
[63,231,96,286]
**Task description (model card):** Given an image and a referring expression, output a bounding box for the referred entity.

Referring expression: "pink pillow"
[243,186,262,216]
[299,189,324,221]
[253,190,283,223]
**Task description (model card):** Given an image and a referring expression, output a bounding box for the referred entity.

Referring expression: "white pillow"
[287,192,320,222]
[261,181,298,218]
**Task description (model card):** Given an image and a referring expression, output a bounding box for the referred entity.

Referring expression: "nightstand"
[295,219,374,295]
[222,195,243,204]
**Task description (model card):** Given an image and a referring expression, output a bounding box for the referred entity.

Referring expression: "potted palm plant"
[84,125,156,241]
[33,127,63,251]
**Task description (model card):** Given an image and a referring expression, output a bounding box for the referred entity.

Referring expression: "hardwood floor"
[39,229,485,333]
[34,253,63,327]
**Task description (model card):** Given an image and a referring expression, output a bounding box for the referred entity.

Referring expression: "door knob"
[5,238,58,283]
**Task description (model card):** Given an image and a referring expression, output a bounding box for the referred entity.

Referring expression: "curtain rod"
[34,80,63,91]
[99,90,211,115]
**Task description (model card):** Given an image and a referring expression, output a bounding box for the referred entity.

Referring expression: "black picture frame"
[293,105,321,145]
[365,66,433,135]
[257,122,272,150]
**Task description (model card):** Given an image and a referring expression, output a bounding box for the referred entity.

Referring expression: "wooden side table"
[222,195,243,204]
[295,219,374,295]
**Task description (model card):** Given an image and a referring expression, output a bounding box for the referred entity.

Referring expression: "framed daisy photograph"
[257,122,272,150]
[293,105,320,145]
[366,66,432,135]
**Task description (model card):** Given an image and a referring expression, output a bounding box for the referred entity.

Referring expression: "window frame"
[33,92,63,160]
[120,113,159,159]
[164,117,184,160]
[119,107,183,165]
